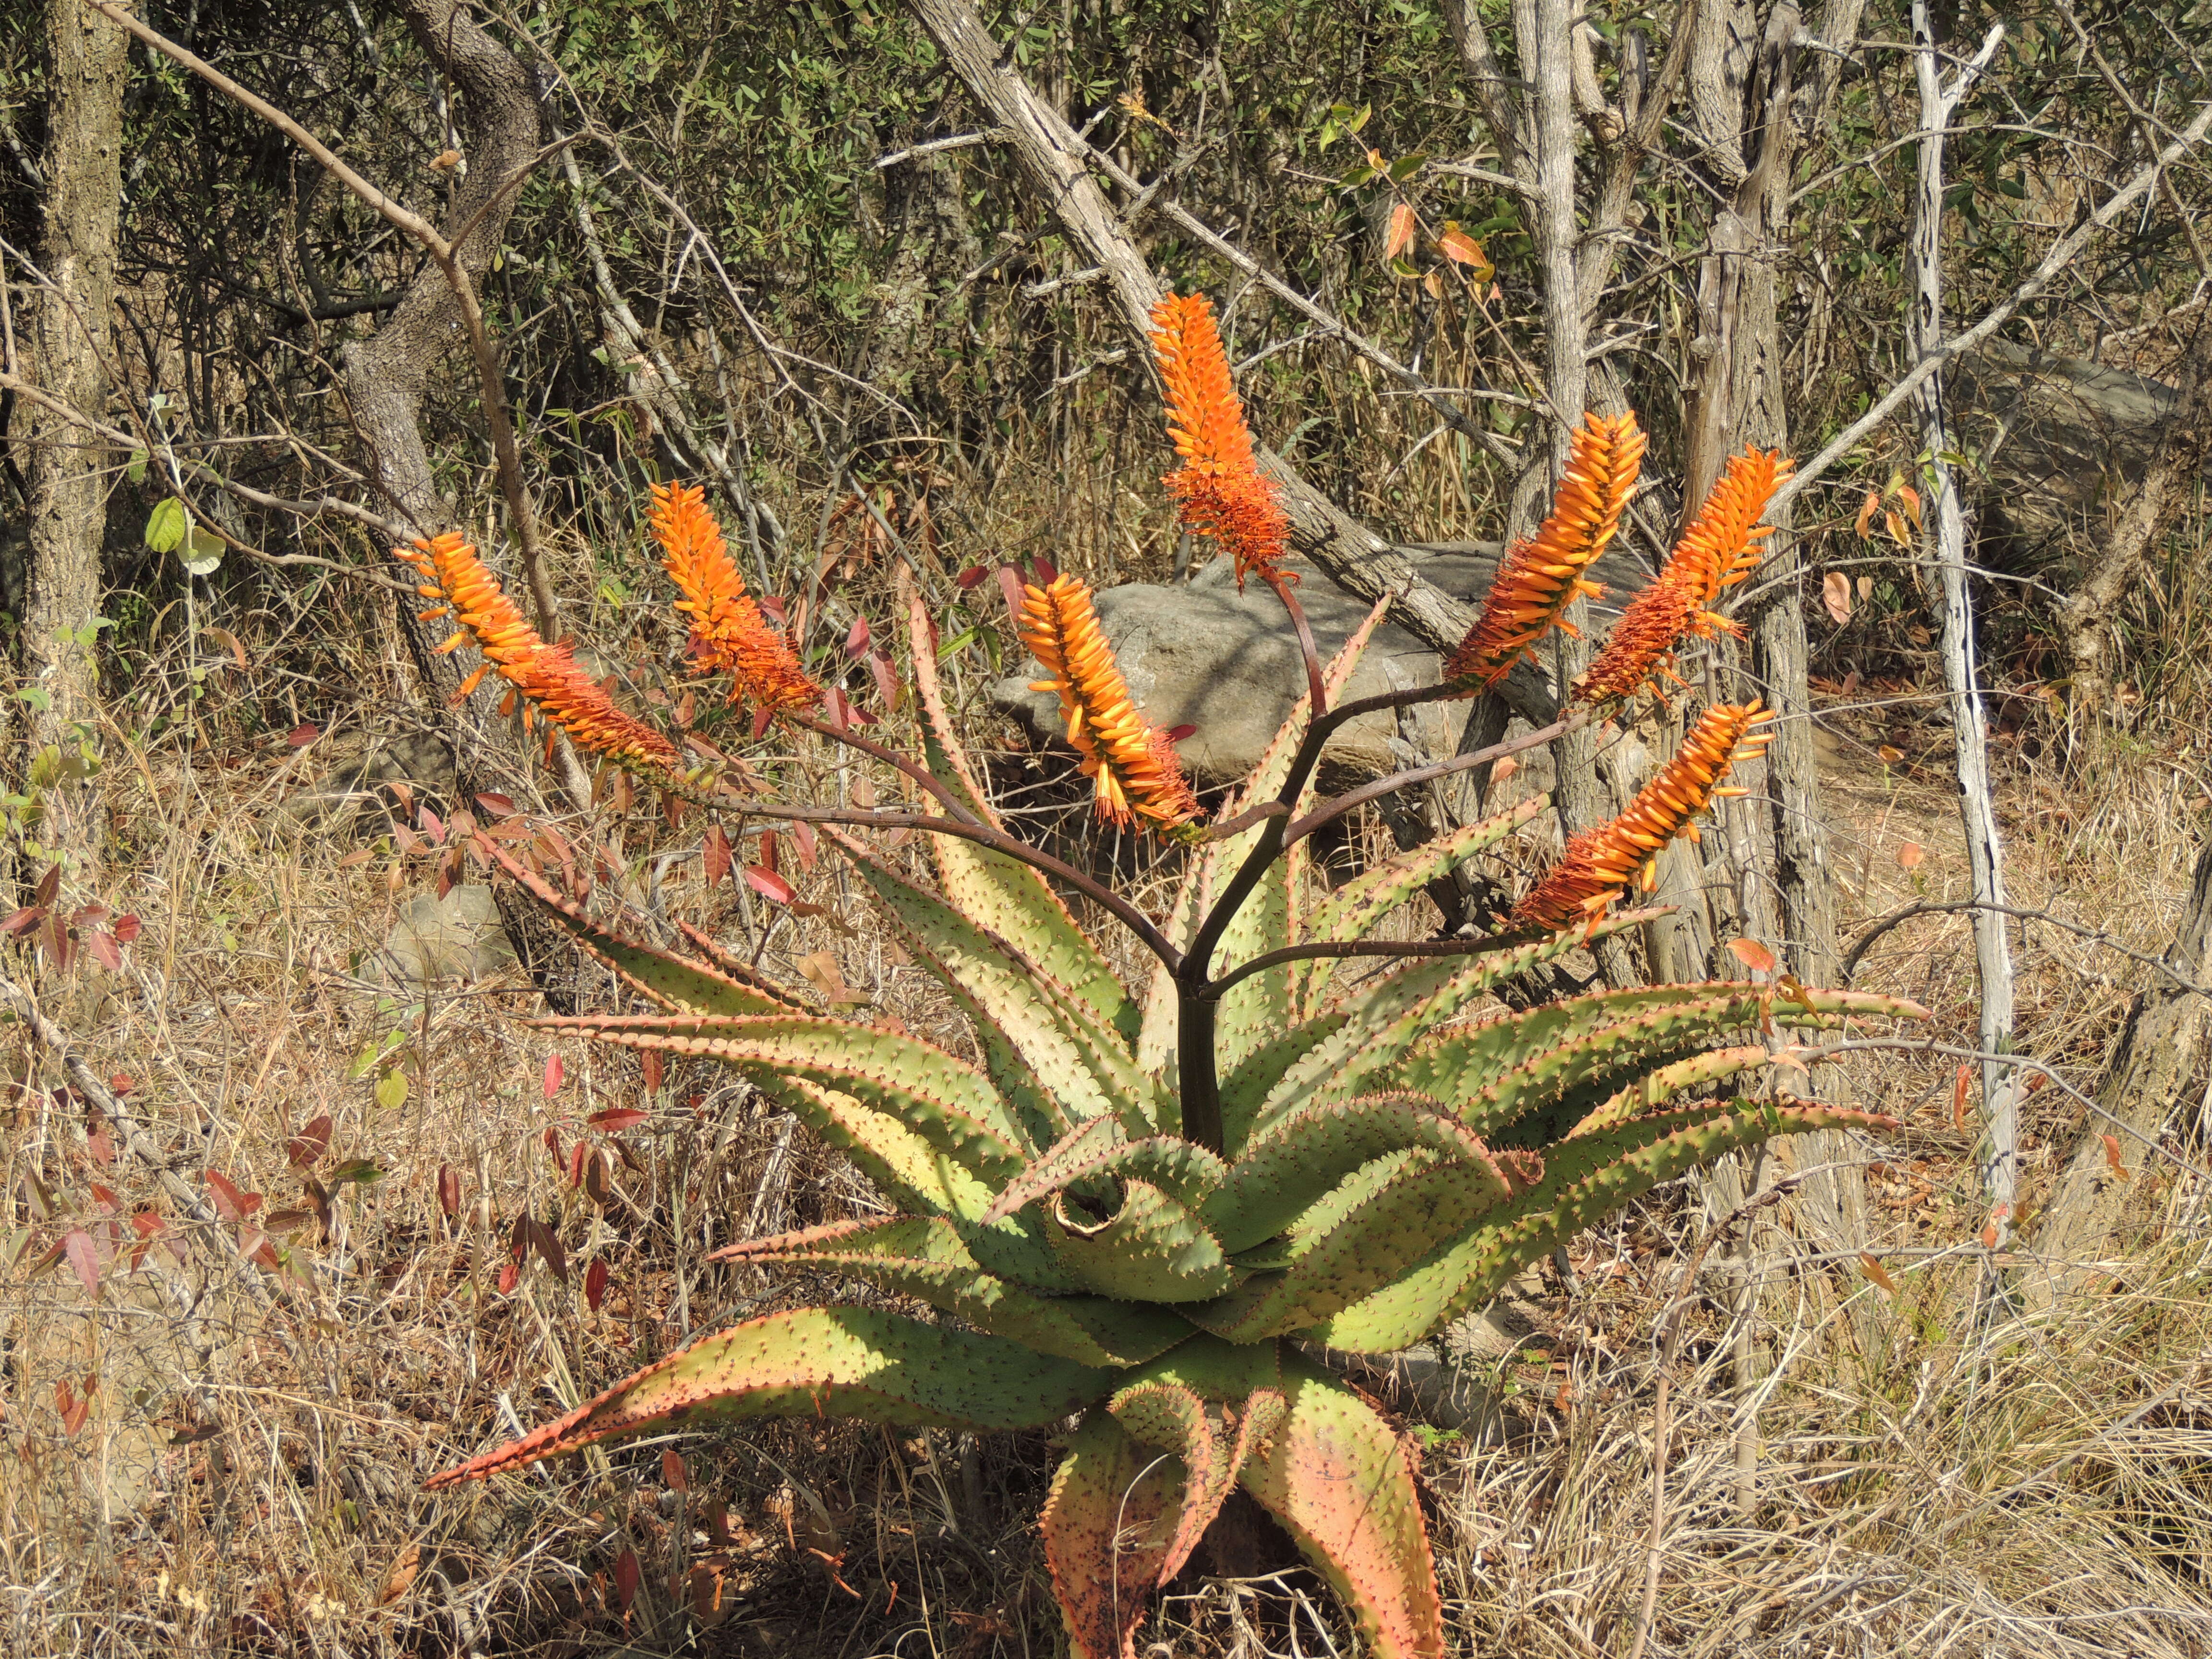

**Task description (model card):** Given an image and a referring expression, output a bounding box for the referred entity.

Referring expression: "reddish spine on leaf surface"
[1512,701,1775,931]
[1446,410,1647,689]
[649,481,819,720]
[1018,572,1201,832]
[396,532,680,769]
[1572,446,1791,705]
[1151,291,1292,588]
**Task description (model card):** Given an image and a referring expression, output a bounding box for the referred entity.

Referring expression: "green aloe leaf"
[1189,1144,1516,1342]
[1310,1097,1895,1353]
[1238,1351,1444,1659]
[1136,860,1206,1078]
[930,832,1139,1046]
[424,1308,1115,1489]
[1297,795,1547,1004]
[1042,1409,1181,1659]
[984,1117,1226,1226]
[493,845,800,1015]
[540,1011,1029,1180]
[832,830,1166,1140]
[712,1215,1192,1367]
[1214,1011,1352,1134]
[1242,912,1651,1150]
[1203,1092,1512,1254]
[1046,1179,1242,1302]
[904,567,1003,827]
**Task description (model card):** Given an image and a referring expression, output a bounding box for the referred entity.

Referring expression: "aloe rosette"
[418,296,1921,1658]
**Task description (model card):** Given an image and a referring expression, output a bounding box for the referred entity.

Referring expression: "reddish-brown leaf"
[205,1170,251,1224]
[1822,571,1852,626]
[437,1163,461,1219]
[287,1114,333,1169]
[1385,201,1417,261]
[85,1125,114,1168]
[1896,842,1925,870]
[543,1052,565,1099]
[584,1257,610,1312]
[702,824,732,889]
[63,1227,99,1299]
[1859,1252,1899,1295]
[662,1449,689,1492]
[744,865,795,905]
[589,1107,650,1133]
[614,1548,641,1615]
[287,721,321,747]
[57,1379,89,1437]
[791,820,818,870]
[1952,1065,1972,1129]
[1727,938,1777,974]
[2103,1134,2128,1177]
[844,616,871,658]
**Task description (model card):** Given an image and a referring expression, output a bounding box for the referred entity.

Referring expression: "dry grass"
[7,537,2212,1659]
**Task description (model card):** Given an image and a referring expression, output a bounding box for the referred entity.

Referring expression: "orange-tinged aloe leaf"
[707,1215,1193,1368]
[1237,1352,1444,1659]
[1107,1380,1227,1582]
[983,1118,1226,1227]
[489,844,803,1016]
[423,1308,1114,1489]
[901,565,999,826]
[649,481,819,719]
[1446,411,1646,688]
[1513,701,1775,932]
[1042,1409,1181,1659]
[1043,1180,1240,1303]
[1150,290,1291,586]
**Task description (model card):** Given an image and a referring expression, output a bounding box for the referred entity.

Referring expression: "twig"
[1841,897,2212,995]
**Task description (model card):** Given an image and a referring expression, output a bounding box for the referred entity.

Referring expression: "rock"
[380,885,517,986]
[990,543,1652,789]
[281,731,457,830]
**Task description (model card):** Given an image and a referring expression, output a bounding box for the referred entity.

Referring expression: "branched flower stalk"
[413,297,1923,1659]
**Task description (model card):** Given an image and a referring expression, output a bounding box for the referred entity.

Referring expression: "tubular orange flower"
[1018,572,1201,832]
[649,481,819,719]
[1511,701,1775,932]
[1151,291,1291,587]
[396,531,682,769]
[1571,445,1793,704]
[1446,411,1647,688]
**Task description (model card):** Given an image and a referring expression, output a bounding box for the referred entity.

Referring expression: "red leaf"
[437,1163,461,1219]
[287,1114,333,1169]
[497,1261,518,1295]
[662,1449,689,1492]
[86,1124,114,1168]
[868,648,902,711]
[89,1183,120,1213]
[543,1052,565,1099]
[845,616,871,658]
[613,1548,641,1614]
[1952,1065,1972,1129]
[420,805,446,846]
[57,1379,90,1437]
[544,1126,563,1166]
[108,1072,134,1095]
[110,913,141,944]
[1385,200,1417,260]
[589,1107,650,1133]
[957,565,988,589]
[287,721,322,747]
[757,594,788,624]
[745,865,795,905]
[640,1049,664,1094]
[791,820,818,871]
[34,864,60,907]
[702,825,732,889]
[1162,723,1196,743]
[2103,1134,2128,1177]
[205,1170,251,1224]
[567,1140,589,1188]
[759,831,779,875]
[63,1228,99,1299]
[531,1217,568,1283]
[1727,938,1777,974]
[86,930,120,972]
[584,1257,610,1312]
[1,905,44,938]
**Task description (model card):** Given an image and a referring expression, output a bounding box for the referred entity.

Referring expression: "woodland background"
[5,0,2212,1654]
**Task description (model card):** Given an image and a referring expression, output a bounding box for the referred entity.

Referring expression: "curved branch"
[1285,709,1589,846]
[1198,929,1539,1001]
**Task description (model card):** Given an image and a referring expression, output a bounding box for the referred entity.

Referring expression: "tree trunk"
[2024,836,2212,1310]
[16,0,129,874]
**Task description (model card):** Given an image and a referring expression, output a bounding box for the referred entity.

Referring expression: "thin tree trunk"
[16,0,129,875]
[1911,2,2015,1249]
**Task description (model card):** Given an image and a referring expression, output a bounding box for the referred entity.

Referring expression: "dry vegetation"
[5,494,2212,1659]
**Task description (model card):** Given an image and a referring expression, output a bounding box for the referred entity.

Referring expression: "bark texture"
[18,0,130,864]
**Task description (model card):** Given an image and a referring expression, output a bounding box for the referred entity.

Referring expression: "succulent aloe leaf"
[1215,1011,1352,1134]
[1204,1092,1512,1254]
[1237,1351,1444,1659]
[710,1215,1196,1367]
[492,845,802,1015]
[1106,1380,1227,1584]
[1399,984,1925,1130]
[1136,861,1206,1079]
[1310,1097,1897,1353]
[1243,912,1652,1148]
[985,1119,1227,1226]
[1046,1179,1242,1302]
[425,1308,1115,1489]
[1190,1145,1519,1342]
[1042,1408,1181,1659]
[903,566,1003,828]
[1298,795,1548,1004]
[539,1011,1029,1181]
[931,832,1140,1046]
[1564,1047,1788,1141]
[831,830,1165,1140]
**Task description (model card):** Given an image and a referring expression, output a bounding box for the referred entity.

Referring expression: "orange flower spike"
[393,530,681,770]
[1150,291,1292,587]
[1447,411,1648,688]
[1571,574,1697,705]
[1670,447,1791,636]
[648,481,820,718]
[1512,701,1775,931]
[1018,572,1200,832]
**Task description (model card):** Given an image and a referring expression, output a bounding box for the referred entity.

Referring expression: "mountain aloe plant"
[419,294,1921,1657]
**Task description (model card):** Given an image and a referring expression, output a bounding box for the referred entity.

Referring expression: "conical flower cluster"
[398,532,681,769]
[1151,292,1291,588]
[1019,572,1201,831]
[1512,701,1774,931]
[1574,448,1790,704]
[649,482,819,721]
[1447,411,1647,689]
